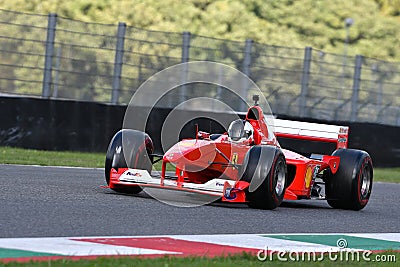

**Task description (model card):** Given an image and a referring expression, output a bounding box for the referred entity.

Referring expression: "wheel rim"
[360,165,371,199]
[275,160,286,196]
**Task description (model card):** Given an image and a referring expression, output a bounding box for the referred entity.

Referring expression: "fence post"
[42,13,57,98]
[111,22,127,104]
[241,39,253,111]
[299,46,312,117]
[52,46,62,98]
[180,31,191,104]
[351,55,363,122]
[243,39,252,76]
[181,31,190,63]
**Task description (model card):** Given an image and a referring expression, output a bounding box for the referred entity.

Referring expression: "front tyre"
[105,129,153,194]
[241,146,287,210]
[325,149,373,210]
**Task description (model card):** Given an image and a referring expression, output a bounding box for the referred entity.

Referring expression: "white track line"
[0,237,178,256]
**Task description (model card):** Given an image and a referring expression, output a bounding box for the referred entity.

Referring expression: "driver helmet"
[228,119,253,142]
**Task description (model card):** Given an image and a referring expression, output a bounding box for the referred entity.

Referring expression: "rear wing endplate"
[272,119,349,149]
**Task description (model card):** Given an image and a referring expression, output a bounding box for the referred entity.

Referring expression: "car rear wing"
[272,118,349,149]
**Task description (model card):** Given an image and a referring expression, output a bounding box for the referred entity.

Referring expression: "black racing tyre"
[325,149,373,210]
[240,146,287,210]
[105,129,154,194]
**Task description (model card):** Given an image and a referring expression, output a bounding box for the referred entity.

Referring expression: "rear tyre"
[325,149,373,210]
[241,146,287,210]
[105,129,154,194]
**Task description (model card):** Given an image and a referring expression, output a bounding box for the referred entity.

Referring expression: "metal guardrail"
[0,9,399,126]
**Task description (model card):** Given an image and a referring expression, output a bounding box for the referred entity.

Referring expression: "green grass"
[1,252,399,267]
[0,146,398,183]
[373,168,400,183]
[0,147,104,168]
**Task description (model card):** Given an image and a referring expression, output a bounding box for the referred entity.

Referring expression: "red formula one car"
[105,100,373,210]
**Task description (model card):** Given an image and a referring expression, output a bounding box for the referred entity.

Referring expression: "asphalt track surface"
[1,164,399,238]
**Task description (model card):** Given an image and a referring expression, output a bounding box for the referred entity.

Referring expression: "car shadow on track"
[210,200,331,210]
[103,188,332,210]
[280,200,331,209]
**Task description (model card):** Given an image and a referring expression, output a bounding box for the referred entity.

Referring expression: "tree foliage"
[1,0,399,61]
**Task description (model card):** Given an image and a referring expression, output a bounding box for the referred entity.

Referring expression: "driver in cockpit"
[227,119,254,145]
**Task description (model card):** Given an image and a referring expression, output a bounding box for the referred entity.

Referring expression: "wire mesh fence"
[0,9,399,126]
[0,10,48,96]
